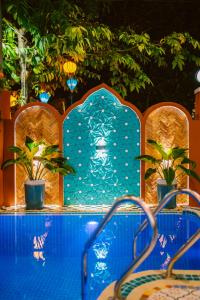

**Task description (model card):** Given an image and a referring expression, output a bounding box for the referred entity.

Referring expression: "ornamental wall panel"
[63,87,141,206]
[145,106,189,205]
[15,106,59,206]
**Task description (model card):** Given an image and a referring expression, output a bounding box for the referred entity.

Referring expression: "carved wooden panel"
[145,106,189,205]
[15,106,59,206]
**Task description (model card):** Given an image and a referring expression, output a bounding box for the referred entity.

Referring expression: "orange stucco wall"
[0,120,3,205]
[0,91,12,206]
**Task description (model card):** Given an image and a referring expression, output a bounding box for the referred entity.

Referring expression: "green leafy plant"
[2,0,200,101]
[1,136,75,180]
[135,139,200,185]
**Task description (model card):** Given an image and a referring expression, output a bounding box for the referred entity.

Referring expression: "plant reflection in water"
[158,216,182,270]
[33,217,52,265]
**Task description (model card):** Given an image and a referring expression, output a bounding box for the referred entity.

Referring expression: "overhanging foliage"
[1,0,200,104]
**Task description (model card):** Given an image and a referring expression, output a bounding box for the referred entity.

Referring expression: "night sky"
[72,0,200,112]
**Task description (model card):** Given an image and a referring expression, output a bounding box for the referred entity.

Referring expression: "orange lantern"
[10,93,18,107]
[63,61,77,75]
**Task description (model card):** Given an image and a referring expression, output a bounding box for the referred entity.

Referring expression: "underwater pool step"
[98,270,200,300]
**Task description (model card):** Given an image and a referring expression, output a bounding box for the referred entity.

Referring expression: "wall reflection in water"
[93,262,111,284]
[88,228,117,294]
[93,241,109,259]
[157,216,182,270]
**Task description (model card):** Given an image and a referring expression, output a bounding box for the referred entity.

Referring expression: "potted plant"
[135,139,200,208]
[1,136,75,209]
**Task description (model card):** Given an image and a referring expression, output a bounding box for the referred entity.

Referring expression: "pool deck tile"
[0,204,197,215]
[98,270,200,300]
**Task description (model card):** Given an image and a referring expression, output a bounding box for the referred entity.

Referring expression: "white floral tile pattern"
[161,287,190,297]
[147,286,200,300]
[148,292,174,300]
[193,289,200,297]
[63,87,141,206]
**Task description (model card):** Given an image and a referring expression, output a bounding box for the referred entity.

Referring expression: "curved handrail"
[81,196,158,300]
[133,189,200,259]
[166,228,200,278]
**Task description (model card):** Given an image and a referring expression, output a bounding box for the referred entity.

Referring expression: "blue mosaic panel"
[63,87,141,205]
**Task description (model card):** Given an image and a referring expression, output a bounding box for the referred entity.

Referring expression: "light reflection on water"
[91,262,111,284]
[85,221,99,234]
[93,241,110,259]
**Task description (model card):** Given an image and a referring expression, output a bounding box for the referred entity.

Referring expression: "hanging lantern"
[39,92,51,103]
[63,61,77,75]
[66,78,78,92]
[10,94,17,107]
[196,69,200,83]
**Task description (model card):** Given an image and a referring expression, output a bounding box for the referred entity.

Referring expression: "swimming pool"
[0,212,199,300]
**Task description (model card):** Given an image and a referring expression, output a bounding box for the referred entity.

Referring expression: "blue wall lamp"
[66,78,78,92]
[66,78,78,105]
[196,70,200,83]
[39,92,51,103]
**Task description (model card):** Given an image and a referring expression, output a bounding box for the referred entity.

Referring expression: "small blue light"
[39,92,51,103]
[66,78,78,91]
[196,70,200,83]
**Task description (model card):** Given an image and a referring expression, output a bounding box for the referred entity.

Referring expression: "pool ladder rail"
[83,189,200,300]
[108,189,200,300]
[81,195,158,300]
[133,188,200,278]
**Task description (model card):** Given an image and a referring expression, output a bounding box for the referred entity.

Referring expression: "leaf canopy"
[2,0,200,101]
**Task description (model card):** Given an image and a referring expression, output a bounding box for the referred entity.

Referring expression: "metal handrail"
[81,196,158,300]
[133,188,200,259]
[166,228,200,278]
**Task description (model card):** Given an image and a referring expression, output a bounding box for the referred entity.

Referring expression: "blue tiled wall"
[63,87,141,205]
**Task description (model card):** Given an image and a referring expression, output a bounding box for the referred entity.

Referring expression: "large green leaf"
[62,164,75,174]
[171,147,188,160]
[147,139,168,160]
[42,145,61,156]
[1,158,21,169]
[177,165,200,182]
[180,157,196,168]
[51,166,75,175]
[144,168,157,180]
[162,167,175,185]
[50,157,67,164]
[25,136,35,151]
[43,162,55,171]
[8,146,23,154]
[135,154,159,164]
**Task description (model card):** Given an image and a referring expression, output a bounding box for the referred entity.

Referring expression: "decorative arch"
[144,103,190,204]
[62,84,142,206]
[14,103,60,206]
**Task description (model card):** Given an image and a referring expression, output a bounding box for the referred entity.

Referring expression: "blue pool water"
[0,212,199,300]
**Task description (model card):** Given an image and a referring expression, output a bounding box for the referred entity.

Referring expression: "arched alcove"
[145,105,190,204]
[14,105,60,206]
[63,87,141,206]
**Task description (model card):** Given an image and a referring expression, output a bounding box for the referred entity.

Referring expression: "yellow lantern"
[10,93,18,107]
[63,61,77,74]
